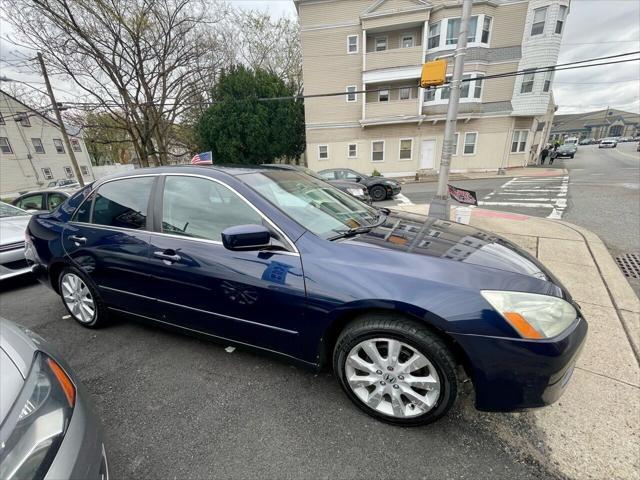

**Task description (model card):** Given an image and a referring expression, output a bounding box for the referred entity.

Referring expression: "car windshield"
[0,202,30,218]
[241,171,379,239]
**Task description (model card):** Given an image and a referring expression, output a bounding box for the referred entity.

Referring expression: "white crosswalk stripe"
[478,176,569,219]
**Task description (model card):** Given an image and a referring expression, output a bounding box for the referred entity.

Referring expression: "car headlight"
[481,290,578,339]
[346,188,365,197]
[0,353,76,480]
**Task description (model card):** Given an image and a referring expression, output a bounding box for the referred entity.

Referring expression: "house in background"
[295,0,566,177]
[0,89,95,197]
[550,108,640,141]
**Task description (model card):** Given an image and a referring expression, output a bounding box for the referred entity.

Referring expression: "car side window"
[161,176,262,242]
[16,194,44,211]
[319,171,335,180]
[344,170,360,180]
[86,177,154,229]
[48,193,67,210]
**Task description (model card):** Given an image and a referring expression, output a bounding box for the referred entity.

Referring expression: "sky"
[1,0,639,114]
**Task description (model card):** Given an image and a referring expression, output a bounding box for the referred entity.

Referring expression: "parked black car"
[555,144,577,159]
[262,164,371,203]
[318,168,401,202]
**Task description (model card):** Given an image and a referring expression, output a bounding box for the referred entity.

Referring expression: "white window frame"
[80,165,89,175]
[511,130,529,153]
[543,69,554,92]
[347,34,359,54]
[399,138,413,161]
[452,132,460,156]
[63,166,74,178]
[427,21,441,49]
[424,73,484,104]
[531,7,547,36]
[53,138,65,154]
[520,69,536,94]
[346,85,357,103]
[378,87,390,102]
[474,74,484,99]
[318,144,329,160]
[0,137,13,154]
[428,14,492,52]
[347,143,358,159]
[70,138,82,152]
[371,140,385,162]
[31,138,45,154]
[401,34,415,48]
[481,16,492,44]
[375,36,388,52]
[399,87,411,100]
[463,132,478,156]
[41,167,53,180]
[555,5,567,34]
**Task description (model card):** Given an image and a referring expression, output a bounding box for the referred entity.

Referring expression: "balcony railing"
[365,46,423,71]
[364,99,418,120]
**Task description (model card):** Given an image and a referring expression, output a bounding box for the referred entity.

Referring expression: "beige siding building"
[295,0,567,177]
[0,90,94,197]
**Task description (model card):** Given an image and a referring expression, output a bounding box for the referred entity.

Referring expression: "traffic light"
[420,59,447,88]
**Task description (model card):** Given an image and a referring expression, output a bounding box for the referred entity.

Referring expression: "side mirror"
[221,224,271,251]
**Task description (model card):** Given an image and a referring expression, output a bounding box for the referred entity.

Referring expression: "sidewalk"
[394,203,640,480]
[395,166,568,184]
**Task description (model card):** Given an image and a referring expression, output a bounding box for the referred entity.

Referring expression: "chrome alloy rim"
[61,273,96,324]
[345,338,441,418]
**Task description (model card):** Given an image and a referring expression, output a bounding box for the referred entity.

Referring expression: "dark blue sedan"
[25,166,587,426]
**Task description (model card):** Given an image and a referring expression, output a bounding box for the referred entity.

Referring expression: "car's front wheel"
[59,267,108,328]
[369,185,387,202]
[333,314,458,426]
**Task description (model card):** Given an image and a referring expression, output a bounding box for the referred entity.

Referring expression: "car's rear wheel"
[333,314,458,426]
[59,267,108,328]
[369,185,387,202]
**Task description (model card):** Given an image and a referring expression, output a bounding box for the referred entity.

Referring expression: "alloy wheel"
[61,273,96,324]
[344,337,441,418]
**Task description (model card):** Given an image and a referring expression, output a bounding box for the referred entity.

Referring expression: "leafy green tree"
[196,65,305,165]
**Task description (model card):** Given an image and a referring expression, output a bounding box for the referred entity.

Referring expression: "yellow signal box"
[420,59,447,88]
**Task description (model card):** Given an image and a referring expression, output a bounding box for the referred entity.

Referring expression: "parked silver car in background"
[0,317,108,479]
[598,138,617,148]
[0,202,32,281]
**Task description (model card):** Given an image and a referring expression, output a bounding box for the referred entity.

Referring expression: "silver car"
[0,202,32,281]
[0,317,108,479]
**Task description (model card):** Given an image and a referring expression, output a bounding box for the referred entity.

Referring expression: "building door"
[420,139,436,170]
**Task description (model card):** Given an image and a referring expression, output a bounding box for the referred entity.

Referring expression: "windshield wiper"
[328,209,389,241]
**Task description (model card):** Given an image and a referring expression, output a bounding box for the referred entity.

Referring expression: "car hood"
[0,215,31,245]
[344,209,550,281]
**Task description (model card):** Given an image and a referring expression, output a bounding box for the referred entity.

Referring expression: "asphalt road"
[0,276,556,480]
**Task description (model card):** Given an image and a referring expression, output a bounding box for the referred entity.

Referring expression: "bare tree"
[3,0,230,166]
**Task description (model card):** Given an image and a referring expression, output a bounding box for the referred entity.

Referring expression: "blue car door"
[145,174,307,359]
[61,176,156,315]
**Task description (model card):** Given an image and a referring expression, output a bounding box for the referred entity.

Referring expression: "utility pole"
[37,52,85,186]
[429,0,473,220]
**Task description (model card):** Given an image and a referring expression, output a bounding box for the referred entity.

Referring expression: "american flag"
[190,151,213,165]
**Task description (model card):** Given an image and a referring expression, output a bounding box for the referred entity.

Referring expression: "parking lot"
[0,276,557,479]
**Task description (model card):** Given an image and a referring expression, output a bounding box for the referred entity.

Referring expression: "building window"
[53,138,65,153]
[70,138,82,152]
[520,70,535,93]
[543,69,554,92]
[399,138,413,160]
[0,137,13,154]
[424,88,436,102]
[347,35,358,54]
[482,16,492,44]
[401,35,414,48]
[446,16,478,44]
[378,87,390,102]
[375,37,387,52]
[348,143,357,158]
[556,5,567,34]
[441,75,453,100]
[31,138,45,154]
[371,140,384,162]
[463,132,477,155]
[318,145,328,160]
[63,166,74,178]
[41,167,53,180]
[460,74,472,98]
[531,7,547,36]
[452,133,459,156]
[428,22,441,49]
[346,85,357,102]
[511,130,529,153]
[80,165,89,175]
[399,87,411,100]
[474,75,484,98]
[17,112,31,127]
[0,112,4,124]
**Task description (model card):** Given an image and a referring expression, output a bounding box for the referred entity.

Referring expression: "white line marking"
[478,201,555,208]
[396,193,414,205]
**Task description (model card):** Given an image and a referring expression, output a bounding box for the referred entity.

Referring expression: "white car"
[0,202,32,280]
[599,138,617,148]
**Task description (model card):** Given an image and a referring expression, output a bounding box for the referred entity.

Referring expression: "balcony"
[365,46,423,72]
[363,99,421,126]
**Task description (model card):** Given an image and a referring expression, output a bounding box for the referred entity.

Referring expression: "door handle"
[68,235,87,245]
[153,251,181,263]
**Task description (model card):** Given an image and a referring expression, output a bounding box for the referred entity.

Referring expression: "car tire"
[369,185,387,202]
[58,266,109,328]
[570,154,575,158]
[333,313,458,426]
